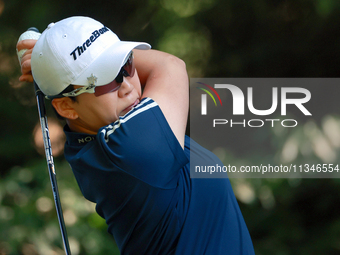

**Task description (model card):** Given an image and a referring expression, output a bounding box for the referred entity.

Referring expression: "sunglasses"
[59,51,135,98]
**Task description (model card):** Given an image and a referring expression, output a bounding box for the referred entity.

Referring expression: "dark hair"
[52,85,77,120]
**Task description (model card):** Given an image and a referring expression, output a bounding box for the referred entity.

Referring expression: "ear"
[51,97,79,119]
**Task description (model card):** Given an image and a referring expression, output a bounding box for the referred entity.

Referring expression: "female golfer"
[17,16,255,255]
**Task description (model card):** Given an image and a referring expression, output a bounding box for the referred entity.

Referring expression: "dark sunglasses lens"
[94,80,121,97]
[93,53,134,97]
[123,53,135,77]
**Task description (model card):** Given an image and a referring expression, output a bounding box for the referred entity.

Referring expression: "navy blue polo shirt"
[64,97,254,255]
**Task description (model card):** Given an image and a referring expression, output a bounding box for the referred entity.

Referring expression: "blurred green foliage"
[0,160,119,254]
[1,0,340,254]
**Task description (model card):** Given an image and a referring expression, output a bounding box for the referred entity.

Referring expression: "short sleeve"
[96,97,189,188]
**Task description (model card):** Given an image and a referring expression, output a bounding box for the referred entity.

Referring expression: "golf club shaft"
[35,82,72,255]
[17,28,72,255]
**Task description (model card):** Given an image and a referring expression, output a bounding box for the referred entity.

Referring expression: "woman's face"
[67,69,142,134]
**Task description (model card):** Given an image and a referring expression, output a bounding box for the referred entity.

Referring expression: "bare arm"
[133,49,189,149]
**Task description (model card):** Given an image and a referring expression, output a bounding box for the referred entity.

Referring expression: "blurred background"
[1,0,340,254]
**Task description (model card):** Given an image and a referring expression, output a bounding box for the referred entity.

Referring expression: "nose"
[118,77,133,97]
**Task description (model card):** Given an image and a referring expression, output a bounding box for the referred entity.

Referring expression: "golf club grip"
[16,27,41,63]
[18,28,72,255]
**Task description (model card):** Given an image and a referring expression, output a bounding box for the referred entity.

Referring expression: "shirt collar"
[64,125,96,146]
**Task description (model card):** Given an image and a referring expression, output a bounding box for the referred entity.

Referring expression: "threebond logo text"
[70,26,110,60]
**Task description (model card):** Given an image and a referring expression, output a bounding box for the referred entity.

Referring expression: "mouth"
[122,99,140,114]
